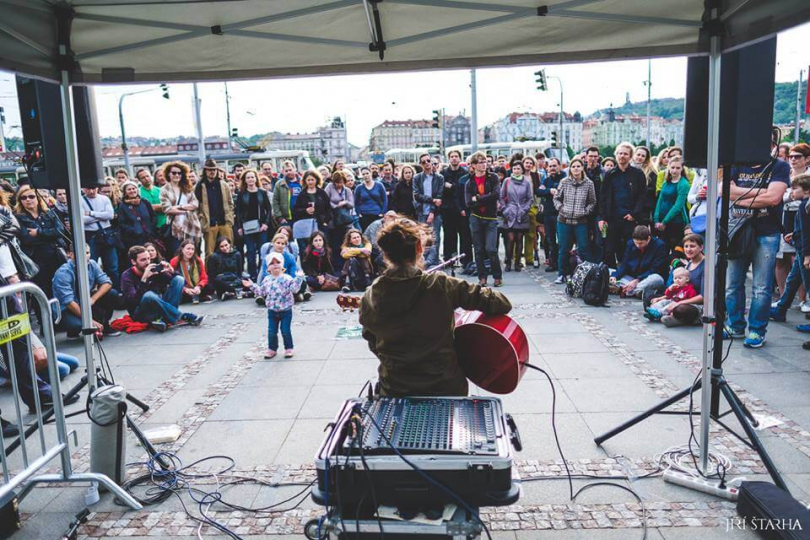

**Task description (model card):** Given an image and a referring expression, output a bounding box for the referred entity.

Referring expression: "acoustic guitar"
[336,294,529,394]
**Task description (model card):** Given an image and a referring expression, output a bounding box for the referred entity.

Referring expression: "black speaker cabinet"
[683,37,777,168]
[16,77,104,189]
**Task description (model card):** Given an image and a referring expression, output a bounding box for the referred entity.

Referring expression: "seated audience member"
[644,266,698,321]
[30,333,80,382]
[170,239,212,303]
[302,231,339,292]
[144,242,164,265]
[340,228,375,292]
[206,236,246,300]
[120,245,204,331]
[258,233,298,281]
[52,245,122,338]
[645,233,706,327]
[609,225,669,299]
[364,210,398,269]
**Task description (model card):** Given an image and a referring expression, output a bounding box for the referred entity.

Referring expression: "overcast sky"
[1,22,808,148]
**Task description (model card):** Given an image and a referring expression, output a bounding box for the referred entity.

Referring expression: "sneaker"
[341,286,351,293]
[660,315,683,327]
[223,291,236,300]
[284,349,294,358]
[1,418,19,438]
[150,320,167,332]
[183,314,204,327]
[553,275,564,285]
[769,307,787,322]
[102,326,121,337]
[515,263,524,272]
[722,327,745,340]
[192,295,200,304]
[504,261,512,272]
[478,279,487,287]
[201,295,214,303]
[801,301,810,314]
[493,279,503,287]
[532,260,540,268]
[30,392,79,413]
[544,266,557,273]
[255,296,265,306]
[646,308,662,320]
[303,291,313,301]
[643,312,657,322]
[235,289,244,300]
[66,332,81,341]
[264,350,277,359]
[797,324,810,333]
[743,332,766,348]
[803,341,810,351]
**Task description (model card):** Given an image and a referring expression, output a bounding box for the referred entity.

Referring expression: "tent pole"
[698,32,722,474]
[470,69,478,152]
[58,53,97,392]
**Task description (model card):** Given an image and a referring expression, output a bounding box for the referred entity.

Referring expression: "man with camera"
[52,244,122,338]
[120,245,204,331]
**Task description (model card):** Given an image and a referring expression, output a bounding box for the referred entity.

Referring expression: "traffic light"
[160,83,169,99]
[231,127,239,138]
[535,69,547,91]
[0,106,4,124]
[550,130,558,147]
[432,109,441,129]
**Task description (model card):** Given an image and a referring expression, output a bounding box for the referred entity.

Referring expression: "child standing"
[244,251,302,359]
[644,267,698,321]
[772,174,810,328]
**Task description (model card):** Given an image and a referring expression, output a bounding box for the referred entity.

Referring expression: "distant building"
[369,119,441,152]
[261,117,348,162]
[487,112,582,151]
[444,114,472,146]
[581,111,683,149]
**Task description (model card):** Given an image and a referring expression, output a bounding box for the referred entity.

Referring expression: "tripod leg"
[595,380,700,445]
[124,415,171,470]
[718,380,788,492]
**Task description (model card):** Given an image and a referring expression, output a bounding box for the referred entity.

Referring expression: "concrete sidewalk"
[4,265,810,539]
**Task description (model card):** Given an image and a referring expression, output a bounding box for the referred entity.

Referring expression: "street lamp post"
[118,86,169,177]
[796,69,805,144]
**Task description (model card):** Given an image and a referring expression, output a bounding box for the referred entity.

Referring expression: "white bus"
[249,150,315,174]
[444,141,556,162]
[384,147,441,165]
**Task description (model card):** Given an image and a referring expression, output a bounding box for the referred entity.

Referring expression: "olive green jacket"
[359,266,512,397]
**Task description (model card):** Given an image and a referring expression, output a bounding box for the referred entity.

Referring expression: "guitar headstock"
[336,294,362,312]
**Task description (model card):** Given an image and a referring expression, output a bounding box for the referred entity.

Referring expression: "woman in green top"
[653,156,691,251]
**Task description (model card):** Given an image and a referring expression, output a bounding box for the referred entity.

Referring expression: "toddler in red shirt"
[645,267,698,321]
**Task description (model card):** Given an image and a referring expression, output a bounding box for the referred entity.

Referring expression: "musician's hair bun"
[377,217,425,267]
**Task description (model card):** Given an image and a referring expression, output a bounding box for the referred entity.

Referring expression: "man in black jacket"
[441,150,467,262]
[413,153,445,266]
[597,142,649,267]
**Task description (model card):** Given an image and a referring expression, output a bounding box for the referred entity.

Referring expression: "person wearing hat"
[195,158,235,258]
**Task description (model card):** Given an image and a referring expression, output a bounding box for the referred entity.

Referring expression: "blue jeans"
[86,230,119,287]
[133,275,185,324]
[38,353,80,382]
[244,231,268,280]
[268,309,293,351]
[418,213,442,266]
[775,248,810,316]
[469,215,502,280]
[557,221,591,277]
[726,233,780,335]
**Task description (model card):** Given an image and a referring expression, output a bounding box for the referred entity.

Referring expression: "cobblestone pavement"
[5,265,810,539]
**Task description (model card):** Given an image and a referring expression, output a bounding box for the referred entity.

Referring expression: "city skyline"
[0,21,807,149]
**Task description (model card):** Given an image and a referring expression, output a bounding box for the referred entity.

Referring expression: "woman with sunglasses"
[15,185,67,298]
[159,161,201,256]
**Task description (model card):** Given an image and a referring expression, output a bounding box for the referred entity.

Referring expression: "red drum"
[454,310,530,395]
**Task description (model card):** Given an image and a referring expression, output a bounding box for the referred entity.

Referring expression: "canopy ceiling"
[0,0,808,84]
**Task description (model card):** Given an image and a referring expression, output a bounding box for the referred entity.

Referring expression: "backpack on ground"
[581,263,610,307]
[566,261,595,298]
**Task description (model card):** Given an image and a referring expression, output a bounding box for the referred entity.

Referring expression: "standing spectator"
[554,158,596,283]
[771,174,810,324]
[196,158,234,257]
[118,181,156,251]
[655,146,696,194]
[260,162,275,186]
[114,168,129,186]
[80,184,119,287]
[536,158,566,273]
[52,244,120,338]
[324,170,356,271]
[441,150,465,262]
[609,225,669,299]
[120,245,203,331]
[598,142,649,268]
[160,161,201,256]
[653,156,691,252]
[654,147,670,171]
[302,231,338,292]
[584,146,604,262]
[724,139,790,348]
[170,239,212,303]
[206,236,246,300]
[633,145,658,224]
[687,167,713,239]
[292,170,332,255]
[136,168,166,234]
[602,157,617,172]
[15,185,67,298]
[272,160,302,227]
[354,167,388,231]
[464,151,502,287]
[413,153,444,266]
[391,164,417,219]
[499,160,534,273]
[318,166,332,186]
[776,143,810,305]
[53,188,71,233]
[244,251,302,359]
[154,167,166,187]
[235,168,272,280]
[522,155,543,269]
[379,162,397,198]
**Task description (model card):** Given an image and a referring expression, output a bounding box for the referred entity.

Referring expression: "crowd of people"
[0,135,809,437]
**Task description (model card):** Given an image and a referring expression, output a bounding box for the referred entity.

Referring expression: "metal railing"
[0,281,141,510]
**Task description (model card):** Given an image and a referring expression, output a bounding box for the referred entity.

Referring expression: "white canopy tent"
[0,0,808,84]
[0,0,809,487]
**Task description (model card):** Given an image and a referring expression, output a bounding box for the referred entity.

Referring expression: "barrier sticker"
[0,313,31,345]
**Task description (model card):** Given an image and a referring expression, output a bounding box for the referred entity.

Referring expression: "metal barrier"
[0,281,141,510]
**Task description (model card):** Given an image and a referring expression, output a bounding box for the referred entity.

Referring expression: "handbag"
[8,239,39,280]
[293,218,318,240]
[242,219,261,235]
[320,273,341,291]
[690,212,707,234]
[332,189,354,227]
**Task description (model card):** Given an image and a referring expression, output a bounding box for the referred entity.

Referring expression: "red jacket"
[664,283,698,301]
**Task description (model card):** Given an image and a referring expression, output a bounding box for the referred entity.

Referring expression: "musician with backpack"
[358,217,511,397]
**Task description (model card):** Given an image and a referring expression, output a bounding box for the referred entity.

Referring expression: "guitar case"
[736,481,810,539]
